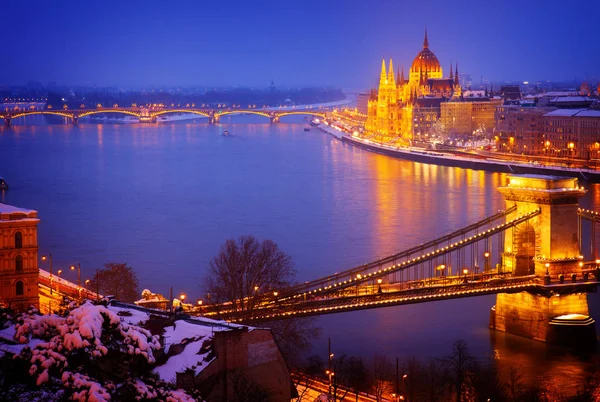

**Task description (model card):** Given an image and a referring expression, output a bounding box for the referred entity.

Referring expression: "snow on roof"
[543,91,579,97]
[544,109,585,117]
[550,96,593,103]
[107,304,150,326]
[0,202,38,218]
[576,110,600,117]
[153,339,214,383]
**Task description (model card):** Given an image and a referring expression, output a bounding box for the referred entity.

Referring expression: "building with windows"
[542,109,600,159]
[0,203,39,311]
[440,97,502,136]
[494,106,556,154]
[365,31,461,144]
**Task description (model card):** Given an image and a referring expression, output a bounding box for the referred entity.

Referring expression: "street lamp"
[544,262,551,285]
[41,254,53,294]
[57,269,62,294]
[377,278,382,294]
[179,293,186,302]
[484,252,490,273]
[70,263,81,290]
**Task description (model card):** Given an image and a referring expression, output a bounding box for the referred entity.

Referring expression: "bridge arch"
[276,111,326,120]
[8,111,75,121]
[216,110,272,119]
[150,109,211,119]
[78,109,141,119]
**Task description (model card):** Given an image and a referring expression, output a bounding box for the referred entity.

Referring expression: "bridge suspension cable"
[285,208,541,300]
[280,205,518,298]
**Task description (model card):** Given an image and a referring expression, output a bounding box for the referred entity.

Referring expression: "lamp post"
[484,252,490,274]
[377,278,383,294]
[463,268,469,283]
[41,254,53,294]
[544,262,551,285]
[437,264,446,287]
[70,263,81,290]
[327,337,334,396]
[57,269,62,294]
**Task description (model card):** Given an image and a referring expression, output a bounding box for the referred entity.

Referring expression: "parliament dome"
[411,31,441,73]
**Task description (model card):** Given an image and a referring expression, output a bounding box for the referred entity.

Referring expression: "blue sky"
[2,0,599,89]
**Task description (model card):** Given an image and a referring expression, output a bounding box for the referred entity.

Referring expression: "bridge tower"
[490,175,596,345]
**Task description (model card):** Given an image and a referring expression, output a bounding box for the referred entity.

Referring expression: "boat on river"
[0,176,7,190]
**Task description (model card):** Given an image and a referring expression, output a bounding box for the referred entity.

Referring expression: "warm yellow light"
[70,265,76,270]
[41,256,47,261]
[463,269,468,275]
[357,274,362,279]
[545,263,550,268]
[85,279,90,285]
[377,279,382,284]
[197,300,203,305]
[57,269,62,275]
[273,291,278,297]
[484,252,489,258]
[254,286,259,291]
[180,293,186,301]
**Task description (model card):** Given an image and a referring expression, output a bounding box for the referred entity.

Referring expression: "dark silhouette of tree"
[266,318,321,368]
[91,262,140,302]
[205,236,296,319]
[440,339,477,402]
[370,353,393,401]
[345,356,367,402]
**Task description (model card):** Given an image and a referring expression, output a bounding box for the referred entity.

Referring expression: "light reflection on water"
[0,115,598,392]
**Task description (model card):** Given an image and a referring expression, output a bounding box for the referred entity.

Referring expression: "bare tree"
[371,353,393,401]
[504,366,526,402]
[205,236,296,319]
[266,318,321,369]
[440,339,477,402]
[91,262,139,302]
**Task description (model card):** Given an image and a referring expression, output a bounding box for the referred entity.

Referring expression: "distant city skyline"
[2,0,599,89]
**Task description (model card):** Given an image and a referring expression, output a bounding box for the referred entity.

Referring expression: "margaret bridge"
[0,106,327,126]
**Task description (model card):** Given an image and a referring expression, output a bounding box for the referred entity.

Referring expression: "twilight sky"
[2,0,599,89]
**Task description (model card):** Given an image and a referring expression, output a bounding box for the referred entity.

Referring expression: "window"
[16,281,24,296]
[15,232,22,249]
[15,255,23,271]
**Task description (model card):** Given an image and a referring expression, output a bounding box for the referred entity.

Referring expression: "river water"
[1,115,599,391]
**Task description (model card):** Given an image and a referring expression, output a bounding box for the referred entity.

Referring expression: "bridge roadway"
[0,106,327,125]
[206,273,599,323]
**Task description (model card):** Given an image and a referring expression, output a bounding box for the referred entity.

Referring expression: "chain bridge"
[204,175,599,345]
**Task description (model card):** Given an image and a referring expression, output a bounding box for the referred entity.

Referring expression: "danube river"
[1,115,599,390]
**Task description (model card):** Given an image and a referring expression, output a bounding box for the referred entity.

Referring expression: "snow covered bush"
[0,301,198,401]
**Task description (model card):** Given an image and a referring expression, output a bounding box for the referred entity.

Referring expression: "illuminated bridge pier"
[206,175,598,347]
[0,107,327,126]
[490,175,597,345]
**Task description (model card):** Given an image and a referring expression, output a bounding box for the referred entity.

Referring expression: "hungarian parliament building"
[365,31,497,145]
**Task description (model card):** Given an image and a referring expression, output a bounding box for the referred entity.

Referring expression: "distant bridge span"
[0,106,327,126]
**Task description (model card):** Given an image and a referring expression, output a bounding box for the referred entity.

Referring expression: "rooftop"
[0,202,38,220]
[544,108,600,118]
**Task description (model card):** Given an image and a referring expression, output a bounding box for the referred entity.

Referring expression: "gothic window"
[16,281,24,296]
[15,232,23,249]
[15,255,23,271]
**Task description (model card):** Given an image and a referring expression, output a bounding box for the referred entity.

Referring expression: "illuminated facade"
[440,98,502,136]
[0,203,39,311]
[366,31,462,143]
